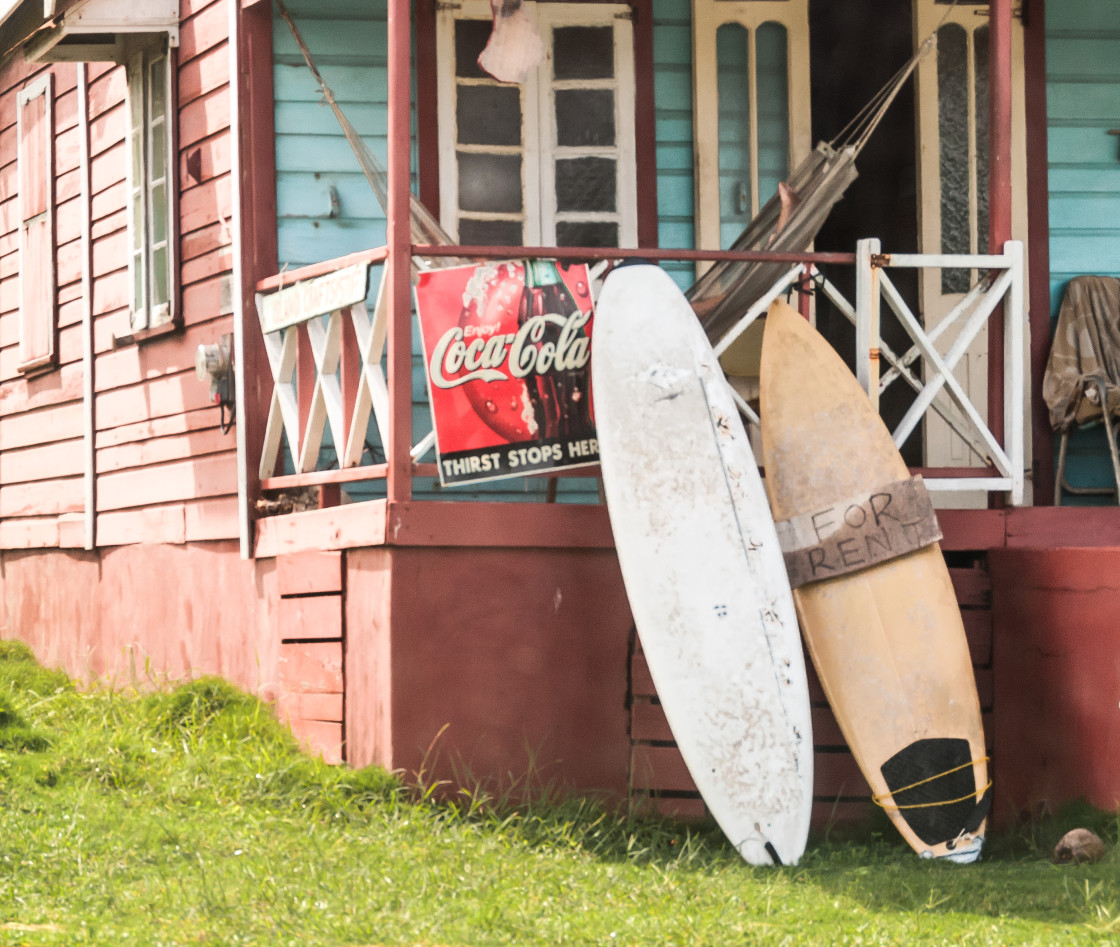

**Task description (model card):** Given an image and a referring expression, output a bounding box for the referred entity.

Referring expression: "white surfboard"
[592,264,813,866]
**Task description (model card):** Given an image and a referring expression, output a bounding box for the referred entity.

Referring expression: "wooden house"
[0,0,1118,828]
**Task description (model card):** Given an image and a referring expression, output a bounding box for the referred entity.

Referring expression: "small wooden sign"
[258,262,370,334]
[776,476,942,589]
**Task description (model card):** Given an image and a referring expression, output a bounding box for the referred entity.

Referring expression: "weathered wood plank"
[181,246,233,287]
[180,0,232,62]
[0,401,83,449]
[94,319,232,391]
[91,206,125,242]
[96,425,232,474]
[90,140,126,198]
[0,363,83,412]
[181,220,229,263]
[813,751,871,799]
[94,504,186,546]
[179,134,231,190]
[937,509,1006,550]
[277,550,344,596]
[949,566,991,608]
[91,227,127,278]
[0,516,59,548]
[285,718,343,764]
[96,452,238,512]
[57,512,86,549]
[180,275,227,325]
[90,175,126,222]
[91,270,128,321]
[94,372,215,429]
[180,174,231,235]
[94,498,239,546]
[87,67,126,122]
[1005,507,1120,548]
[630,745,696,794]
[278,641,344,694]
[0,477,83,517]
[384,500,616,550]
[278,594,343,642]
[963,608,993,667]
[0,437,85,485]
[274,691,344,724]
[630,794,706,821]
[94,406,217,450]
[178,42,230,106]
[184,496,240,542]
[254,500,388,558]
[630,653,655,698]
[811,800,875,828]
[180,88,231,149]
[630,699,671,743]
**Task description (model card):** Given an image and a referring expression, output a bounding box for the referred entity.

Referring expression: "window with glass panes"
[436,1,637,249]
[126,40,174,333]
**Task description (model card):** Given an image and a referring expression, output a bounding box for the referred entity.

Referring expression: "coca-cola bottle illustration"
[517,259,596,441]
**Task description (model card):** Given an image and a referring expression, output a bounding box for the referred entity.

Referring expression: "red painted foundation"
[990,547,1120,825]
[4,505,1120,831]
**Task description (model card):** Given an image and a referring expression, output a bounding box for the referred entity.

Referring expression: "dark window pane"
[553,27,613,80]
[755,22,790,204]
[455,20,492,79]
[556,157,616,212]
[459,218,523,247]
[555,89,615,146]
[458,85,521,146]
[556,221,618,247]
[458,152,523,213]
[716,23,751,248]
[937,23,970,294]
[974,25,990,255]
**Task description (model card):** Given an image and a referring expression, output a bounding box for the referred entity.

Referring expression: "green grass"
[0,640,1118,946]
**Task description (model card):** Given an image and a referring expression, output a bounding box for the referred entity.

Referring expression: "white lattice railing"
[715,239,1027,506]
[252,241,1026,505]
[255,251,436,486]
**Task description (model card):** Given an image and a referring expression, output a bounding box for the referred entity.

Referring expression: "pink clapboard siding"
[0,0,239,551]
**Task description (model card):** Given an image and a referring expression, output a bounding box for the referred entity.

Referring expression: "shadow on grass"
[793,800,1120,928]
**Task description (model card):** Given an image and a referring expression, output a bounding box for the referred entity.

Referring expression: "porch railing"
[251,241,1027,506]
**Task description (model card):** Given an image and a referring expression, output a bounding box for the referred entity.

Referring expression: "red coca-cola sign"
[415,259,599,486]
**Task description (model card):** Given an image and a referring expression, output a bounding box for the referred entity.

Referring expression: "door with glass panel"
[691,0,811,256]
[913,0,1027,483]
[690,0,810,397]
[436,0,637,249]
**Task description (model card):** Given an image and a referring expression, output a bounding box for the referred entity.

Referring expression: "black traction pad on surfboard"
[880,738,984,846]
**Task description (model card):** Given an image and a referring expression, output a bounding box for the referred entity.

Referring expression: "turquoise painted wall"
[1046,0,1120,496]
[652,0,695,289]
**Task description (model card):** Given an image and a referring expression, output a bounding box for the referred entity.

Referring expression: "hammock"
[686,31,936,347]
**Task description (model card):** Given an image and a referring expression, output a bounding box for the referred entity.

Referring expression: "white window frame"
[435,0,638,249]
[123,36,176,337]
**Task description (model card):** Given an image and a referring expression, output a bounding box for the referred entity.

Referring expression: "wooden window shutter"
[17,73,56,372]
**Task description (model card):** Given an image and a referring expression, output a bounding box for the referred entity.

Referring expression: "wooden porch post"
[987,0,1013,494]
[387,0,414,503]
[1024,0,1055,504]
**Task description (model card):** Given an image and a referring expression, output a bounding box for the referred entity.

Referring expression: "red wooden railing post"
[386,0,414,503]
[988,0,1013,504]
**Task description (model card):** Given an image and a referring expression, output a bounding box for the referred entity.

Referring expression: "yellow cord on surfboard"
[872,757,991,811]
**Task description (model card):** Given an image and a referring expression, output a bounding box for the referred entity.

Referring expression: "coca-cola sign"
[415,259,599,486]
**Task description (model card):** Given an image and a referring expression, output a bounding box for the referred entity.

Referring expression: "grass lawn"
[0,640,1117,947]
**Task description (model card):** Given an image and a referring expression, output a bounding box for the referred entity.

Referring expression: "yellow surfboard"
[759,299,989,862]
